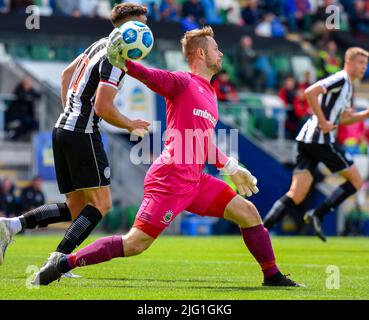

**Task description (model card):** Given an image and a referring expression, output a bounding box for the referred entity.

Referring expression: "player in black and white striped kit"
[0,3,150,269]
[263,47,369,242]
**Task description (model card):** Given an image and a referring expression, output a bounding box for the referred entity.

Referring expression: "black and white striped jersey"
[55,37,125,133]
[296,70,353,144]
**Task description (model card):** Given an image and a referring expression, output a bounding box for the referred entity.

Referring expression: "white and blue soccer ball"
[114,21,154,61]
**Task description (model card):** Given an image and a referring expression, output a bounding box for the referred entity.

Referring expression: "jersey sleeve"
[207,140,229,169]
[124,60,190,99]
[99,58,125,90]
[317,73,346,94]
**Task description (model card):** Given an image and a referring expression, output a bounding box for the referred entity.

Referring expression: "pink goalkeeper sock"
[67,235,124,269]
[241,224,280,279]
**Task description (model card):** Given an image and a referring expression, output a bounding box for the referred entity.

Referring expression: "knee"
[239,200,262,227]
[286,190,306,205]
[89,198,112,216]
[352,178,364,191]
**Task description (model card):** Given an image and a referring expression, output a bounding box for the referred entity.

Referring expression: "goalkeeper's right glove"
[221,157,259,197]
[107,28,127,71]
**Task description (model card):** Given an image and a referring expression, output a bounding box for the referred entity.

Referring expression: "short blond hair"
[345,47,369,61]
[181,26,214,61]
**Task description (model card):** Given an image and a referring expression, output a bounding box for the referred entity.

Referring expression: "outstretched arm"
[123,60,190,99]
[340,108,369,125]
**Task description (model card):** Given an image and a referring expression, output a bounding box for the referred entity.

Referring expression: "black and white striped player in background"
[0,3,150,272]
[263,47,369,242]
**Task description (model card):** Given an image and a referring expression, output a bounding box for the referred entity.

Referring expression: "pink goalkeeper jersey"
[125,61,229,192]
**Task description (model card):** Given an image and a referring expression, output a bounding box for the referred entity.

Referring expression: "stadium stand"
[0,0,369,235]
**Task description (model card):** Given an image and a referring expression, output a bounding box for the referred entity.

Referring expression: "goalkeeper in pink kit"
[34,26,303,287]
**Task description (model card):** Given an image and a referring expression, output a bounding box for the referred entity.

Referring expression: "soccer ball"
[114,21,154,61]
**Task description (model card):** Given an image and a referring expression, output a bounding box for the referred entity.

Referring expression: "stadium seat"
[220,54,237,83]
[55,47,76,61]
[125,205,139,228]
[145,50,167,69]
[30,45,51,61]
[8,44,30,59]
[291,55,317,83]
[270,55,292,76]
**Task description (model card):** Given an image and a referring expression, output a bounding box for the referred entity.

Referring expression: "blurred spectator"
[349,0,369,37]
[283,0,312,33]
[214,0,241,25]
[0,0,10,13]
[201,0,222,24]
[261,0,283,17]
[5,76,40,141]
[19,176,45,213]
[0,177,17,218]
[235,35,257,88]
[278,76,298,138]
[338,120,368,155]
[54,0,80,17]
[255,13,285,37]
[212,70,239,102]
[79,0,99,18]
[159,0,179,22]
[298,70,313,90]
[181,0,206,25]
[293,87,311,132]
[316,40,342,79]
[295,0,312,33]
[254,54,277,92]
[9,0,33,14]
[284,0,298,33]
[241,0,263,27]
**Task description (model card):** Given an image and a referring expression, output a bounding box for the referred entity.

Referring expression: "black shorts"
[295,141,354,175]
[52,128,110,194]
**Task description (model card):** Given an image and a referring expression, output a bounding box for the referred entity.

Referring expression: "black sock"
[315,181,357,219]
[56,205,102,254]
[19,203,72,229]
[263,195,296,229]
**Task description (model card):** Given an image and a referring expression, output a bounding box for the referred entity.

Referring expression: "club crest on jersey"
[161,210,174,225]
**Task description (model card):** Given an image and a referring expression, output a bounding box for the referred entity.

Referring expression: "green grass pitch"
[0,234,368,300]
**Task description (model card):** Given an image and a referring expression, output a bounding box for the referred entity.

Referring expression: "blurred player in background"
[263,47,369,242]
[34,26,303,287]
[0,3,150,271]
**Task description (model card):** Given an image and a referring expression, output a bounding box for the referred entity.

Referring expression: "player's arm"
[304,82,336,133]
[340,108,369,125]
[123,60,189,99]
[94,84,150,136]
[60,54,82,109]
[210,142,259,197]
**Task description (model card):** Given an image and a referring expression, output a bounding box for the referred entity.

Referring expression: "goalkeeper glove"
[107,28,127,71]
[221,157,259,197]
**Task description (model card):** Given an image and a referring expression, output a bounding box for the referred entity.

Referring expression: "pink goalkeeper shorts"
[133,173,237,238]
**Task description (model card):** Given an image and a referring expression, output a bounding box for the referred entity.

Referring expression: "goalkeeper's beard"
[206,57,221,75]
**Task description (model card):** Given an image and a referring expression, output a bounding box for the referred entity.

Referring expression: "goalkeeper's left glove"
[106,28,127,71]
[221,157,259,197]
